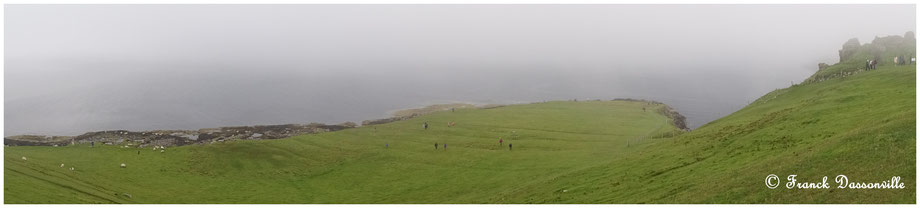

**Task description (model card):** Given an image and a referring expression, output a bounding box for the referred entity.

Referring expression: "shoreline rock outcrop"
[7,99,691,147]
[4,123,355,147]
[612,98,689,131]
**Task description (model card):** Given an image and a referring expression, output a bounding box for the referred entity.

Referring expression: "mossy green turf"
[514,65,915,203]
[5,101,679,203]
[5,62,916,204]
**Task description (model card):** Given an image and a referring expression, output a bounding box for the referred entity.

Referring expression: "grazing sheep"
[120,163,126,168]
[160,150,165,153]
[61,164,65,168]
[70,167,74,171]
[21,156,27,161]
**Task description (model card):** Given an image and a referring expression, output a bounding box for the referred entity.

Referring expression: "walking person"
[509,143,512,151]
[499,137,503,146]
[444,143,447,150]
[424,122,429,130]
[435,142,438,149]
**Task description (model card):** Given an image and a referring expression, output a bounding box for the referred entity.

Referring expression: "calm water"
[6,5,913,136]
[4,64,808,136]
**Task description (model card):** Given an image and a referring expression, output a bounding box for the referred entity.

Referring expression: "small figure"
[435,142,438,149]
[509,143,513,150]
[444,143,447,150]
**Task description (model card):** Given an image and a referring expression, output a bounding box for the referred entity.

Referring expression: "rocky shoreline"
[4,104,483,148]
[611,98,690,131]
[4,123,356,147]
[5,99,689,147]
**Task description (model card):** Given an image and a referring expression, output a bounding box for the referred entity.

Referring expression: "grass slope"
[5,101,679,203]
[507,65,915,203]
[5,36,916,203]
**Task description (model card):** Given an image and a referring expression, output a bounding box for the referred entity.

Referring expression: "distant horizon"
[5,4,916,136]
[3,3,917,205]
[4,98,676,136]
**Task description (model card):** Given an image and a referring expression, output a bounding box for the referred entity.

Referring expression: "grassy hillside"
[5,101,681,203]
[506,65,915,203]
[5,35,915,204]
[5,66,915,204]
[505,35,915,203]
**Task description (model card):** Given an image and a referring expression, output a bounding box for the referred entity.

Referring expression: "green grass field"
[5,40,916,203]
[5,100,681,203]
[516,65,915,203]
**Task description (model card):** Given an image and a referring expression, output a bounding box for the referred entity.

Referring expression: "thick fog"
[5,4,916,136]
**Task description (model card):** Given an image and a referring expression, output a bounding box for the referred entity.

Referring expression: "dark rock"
[4,123,356,147]
[838,38,860,62]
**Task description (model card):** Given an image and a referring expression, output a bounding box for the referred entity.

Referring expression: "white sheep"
[69,167,74,171]
[60,163,65,168]
[160,150,165,153]
[120,163,126,168]
[21,156,27,160]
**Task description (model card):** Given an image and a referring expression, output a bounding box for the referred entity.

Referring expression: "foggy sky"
[5,4,916,136]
